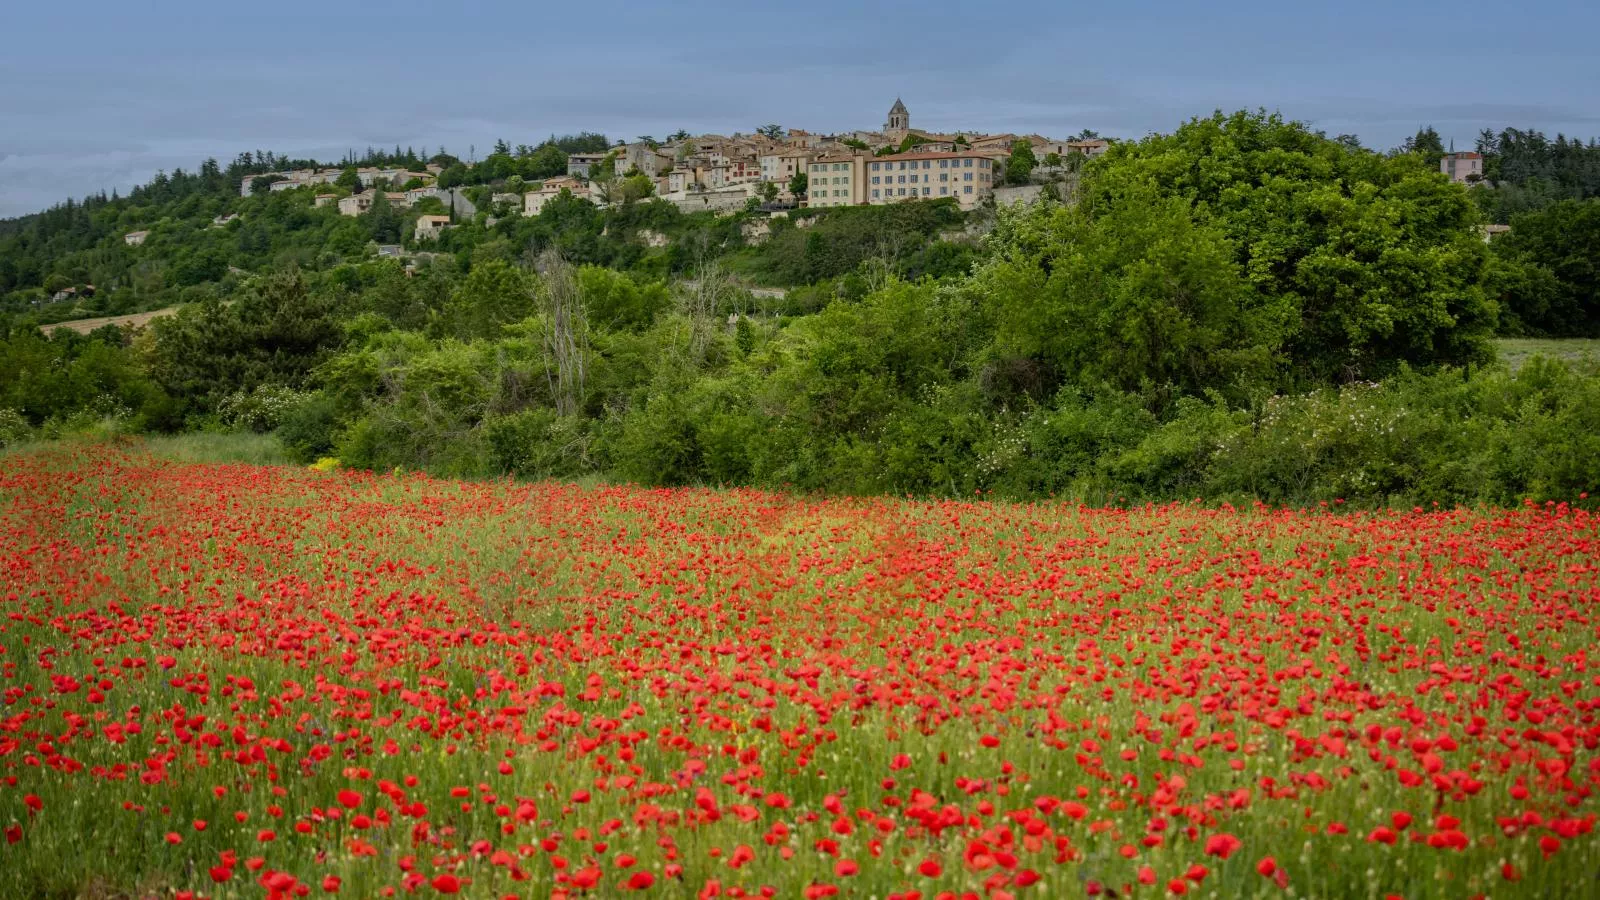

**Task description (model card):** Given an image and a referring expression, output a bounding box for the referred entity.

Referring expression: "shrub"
[218,384,316,433]
[0,408,30,448]
[485,408,595,480]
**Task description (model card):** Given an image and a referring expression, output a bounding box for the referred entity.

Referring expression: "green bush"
[0,408,30,448]
[275,393,341,463]
[485,408,595,480]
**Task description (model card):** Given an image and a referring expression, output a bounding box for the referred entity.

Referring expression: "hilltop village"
[237,99,1109,234]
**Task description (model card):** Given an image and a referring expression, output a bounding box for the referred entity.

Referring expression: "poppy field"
[2,443,1599,899]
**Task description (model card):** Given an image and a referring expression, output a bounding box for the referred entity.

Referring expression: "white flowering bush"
[0,408,30,448]
[218,385,315,433]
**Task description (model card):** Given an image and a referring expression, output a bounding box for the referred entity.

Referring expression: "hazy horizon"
[3,0,1597,218]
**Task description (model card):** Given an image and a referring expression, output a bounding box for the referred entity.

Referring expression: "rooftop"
[871,150,996,162]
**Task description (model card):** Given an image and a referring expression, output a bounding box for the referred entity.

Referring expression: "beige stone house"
[1065,139,1109,157]
[1441,151,1484,183]
[761,149,813,184]
[523,178,592,216]
[337,194,373,216]
[566,153,607,179]
[337,192,409,216]
[413,215,452,241]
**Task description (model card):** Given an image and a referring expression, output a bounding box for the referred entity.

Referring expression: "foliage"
[147,271,342,422]
[1489,199,1600,336]
[0,324,173,430]
[975,184,1268,407]
[5,109,1597,510]
[1090,110,1497,386]
[1400,125,1445,168]
[0,407,30,447]
[216,383,316,433]
[755,200,964,284]
[1004,139,1037,185]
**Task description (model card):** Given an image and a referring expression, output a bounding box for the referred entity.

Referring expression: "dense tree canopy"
[1490,199,1600,336]
[969,112,1501,404]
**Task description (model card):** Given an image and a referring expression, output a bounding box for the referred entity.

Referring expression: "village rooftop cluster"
[228,100,1110,232]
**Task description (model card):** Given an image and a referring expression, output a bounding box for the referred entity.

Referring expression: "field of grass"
[1,443,1598,898]
[135,431,292,466]
[1495,337,1600,371]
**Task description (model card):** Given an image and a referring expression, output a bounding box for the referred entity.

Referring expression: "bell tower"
[885,98,909,136]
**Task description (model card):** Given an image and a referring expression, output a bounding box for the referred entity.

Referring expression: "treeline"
[1469,128,1600,221]
[435,133,612,188]
[0,133,612,302]
[4,111,1598,507]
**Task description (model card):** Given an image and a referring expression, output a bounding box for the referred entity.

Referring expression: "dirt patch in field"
[40,307,178,335]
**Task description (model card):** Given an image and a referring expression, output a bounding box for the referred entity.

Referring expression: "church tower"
[884,98,909,136]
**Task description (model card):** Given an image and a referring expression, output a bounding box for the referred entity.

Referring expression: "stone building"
[865,151,997,210]
[806,153,868,208]
[884,98,910,138]
[1441,151,1483,183]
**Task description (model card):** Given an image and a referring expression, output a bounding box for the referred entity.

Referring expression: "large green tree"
[976,183,1267,406]
[983,110,1497,394]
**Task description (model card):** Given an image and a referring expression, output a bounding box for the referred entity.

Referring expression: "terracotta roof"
[871,150,995,162]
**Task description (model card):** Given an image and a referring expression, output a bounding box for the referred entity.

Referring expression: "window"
[872,176,880,184]
[940,173,948,182]
[979,159,989,168]
[964,172,972,181]
[939,160,948,168]
[872,189,880,198]
[898,188,906,196]
[923,161,931,169]
[871,162,880,170]
[964,159,973,167]
[940,187,948,195]
[964,186,972,194]
[898,162,907,170]
[922,187,930,195]
[898,175,905,184]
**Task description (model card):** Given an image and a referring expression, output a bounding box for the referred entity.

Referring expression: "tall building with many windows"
[864,151,997,210]
[805,154,868,208]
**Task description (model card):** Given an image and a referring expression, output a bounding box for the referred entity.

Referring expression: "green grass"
[133,430,291,466]
[1494,337,1600,371]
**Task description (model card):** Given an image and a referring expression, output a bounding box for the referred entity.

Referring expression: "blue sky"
[2,0,1597,217]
